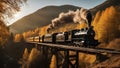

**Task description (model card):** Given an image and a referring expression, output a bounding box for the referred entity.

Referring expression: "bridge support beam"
[95,53,109,63]
[52,50,79,68]
[54,50,79,68]
[62,51,79,68]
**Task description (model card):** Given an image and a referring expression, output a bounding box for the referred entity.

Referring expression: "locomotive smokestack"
[86,10,92,27]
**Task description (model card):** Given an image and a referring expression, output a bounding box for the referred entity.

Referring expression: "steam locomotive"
[26,26,99,47]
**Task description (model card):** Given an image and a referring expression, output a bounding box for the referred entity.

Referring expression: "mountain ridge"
[9,5,80,34]
[90,0,120,14]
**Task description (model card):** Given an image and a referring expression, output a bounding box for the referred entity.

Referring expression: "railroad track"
[27,42,120,54]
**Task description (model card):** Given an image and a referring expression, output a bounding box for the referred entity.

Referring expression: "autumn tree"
[0,0,27,68]
[14,34,24,42]
[50,55,57,68]
[23,30,36,39]
[27,48,47,68]
[92,6,120,43]
[22,48,29,68]
[0,0,27,46]
[92,11,101,27]
[0,21,9,47]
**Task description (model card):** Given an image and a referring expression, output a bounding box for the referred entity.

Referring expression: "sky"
[7,0,106,25]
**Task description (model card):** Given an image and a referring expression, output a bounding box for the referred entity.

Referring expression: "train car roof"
[44,34,52,36]
[56,32,64,36]
[74,31,87,35]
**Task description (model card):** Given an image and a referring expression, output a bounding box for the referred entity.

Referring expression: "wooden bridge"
[27,42,120,68]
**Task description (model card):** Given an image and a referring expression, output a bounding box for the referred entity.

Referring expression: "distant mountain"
[90,0,120,15]
[9,5,80,34]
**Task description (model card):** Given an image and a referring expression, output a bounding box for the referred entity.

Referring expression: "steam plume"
[48,8,91,31]
[51,10,75,27]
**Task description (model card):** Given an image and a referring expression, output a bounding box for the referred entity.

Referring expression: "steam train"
[26,10,99,47]
[26,26,99,47]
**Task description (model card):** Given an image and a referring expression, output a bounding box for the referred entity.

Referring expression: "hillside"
[9,5,80,34]
[92,55,120,67]
[90,0,120,15]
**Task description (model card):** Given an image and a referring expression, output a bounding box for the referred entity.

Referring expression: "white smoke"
[47,8,91,32]
[73,8,88,24]
[51,10,75,27]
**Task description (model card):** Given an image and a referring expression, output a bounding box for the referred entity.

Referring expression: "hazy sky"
[8,0,105,25]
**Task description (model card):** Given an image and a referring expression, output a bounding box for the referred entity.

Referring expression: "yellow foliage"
[23,30,36,39]
[79,53,96,64]
[23,48,29,60]
[92,11,101,26]
[22,26,48,39]
[38,26,48,36]
[92,6,120,43]
[106,38,120,50]
[0,21,9,46]
[28,48,40,62]
[14,34,23,42]
[50,55,57,68]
